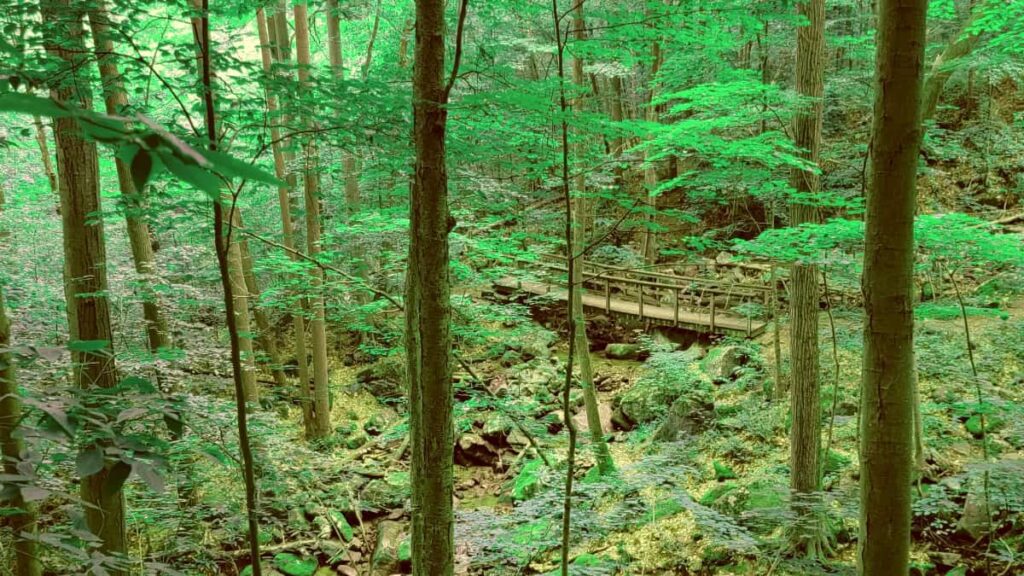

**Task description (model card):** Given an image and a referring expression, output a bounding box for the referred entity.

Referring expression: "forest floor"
[159,291,1024,576]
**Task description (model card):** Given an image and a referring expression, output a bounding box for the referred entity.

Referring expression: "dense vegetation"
[0,0,1023,575]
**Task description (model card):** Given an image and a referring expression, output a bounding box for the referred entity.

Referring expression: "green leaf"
[130,149,154,192]
[200,149,284,187]
[103,460,132,499]
[273,552,317,576]
[0,93,72,118]
[68,340,111,354]
[76,446,105,478]
[132,461,165,493]
[158,150,223,200]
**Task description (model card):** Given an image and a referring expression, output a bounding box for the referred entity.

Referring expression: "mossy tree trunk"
[859,0,927,573]
[407,0,454,572]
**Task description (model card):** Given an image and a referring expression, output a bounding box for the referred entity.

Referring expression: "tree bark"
[859,0,926,573]
[788,0,825,554]
[40,0,126,566]
[567,1,614,476]
[239,235,289,389]
[294,2,332,440]
[32,116,58,207]
[0,203,41,576]
[407,0,454,573]
[256,7,311,406]
[190,2,263,571]
[87,2,171,354]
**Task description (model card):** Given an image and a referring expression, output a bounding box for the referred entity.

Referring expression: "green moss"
[713,460,737,481]
[512,460,544,501]
[965,414,1005,436]
[650,497,685,521]
[699,482,739,507]
[273,552,317,576]
[914,303,1006,321]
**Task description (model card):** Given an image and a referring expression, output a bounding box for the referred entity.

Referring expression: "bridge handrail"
[518,255,772,298]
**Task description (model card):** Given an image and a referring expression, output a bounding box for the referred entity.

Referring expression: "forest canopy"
[0,1,1023,575]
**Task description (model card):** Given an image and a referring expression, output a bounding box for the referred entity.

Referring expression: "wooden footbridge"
[494,254,772,338]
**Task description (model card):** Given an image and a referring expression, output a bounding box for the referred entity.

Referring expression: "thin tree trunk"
[32,116,58,208]
[859,0,927,573]
[33,114,75,335]
[294,2,331,439]
[568,0,614,476]
[87,2,171,354]
[190,2,263,572]
[407,0,454,572]
[257,7,311,409]
[40,0,126,566]
[640,39,663,264]
[239,236,289,389]
[0,206,41,576]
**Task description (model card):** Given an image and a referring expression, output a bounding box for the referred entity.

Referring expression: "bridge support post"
[638,284,644,317]
[710,298,717,333]
[673,287,679,326]
[605,278,611,313]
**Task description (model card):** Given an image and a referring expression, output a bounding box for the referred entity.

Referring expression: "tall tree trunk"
[257,7,311,406]
[33,114,76,335]
[0,204,41,576]
[183,5,260,403]
[407,0,454,572]
[789,0,825,555]
[640,39,663,265]
[190,2,263,572]
[294,2,331,439]
[859,0,926,573]
[87,2,171,354]
[239,236,289,389]
[40,0,126,566]
[567,1,614,476]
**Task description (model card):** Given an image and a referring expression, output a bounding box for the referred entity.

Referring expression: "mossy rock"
[745,481,785,510]
[512,459,544,501]
[823,450,852,475]
[605,343,643,360]
[965,414,1005,437]
[616,354,711,425]
[273,552,318,576]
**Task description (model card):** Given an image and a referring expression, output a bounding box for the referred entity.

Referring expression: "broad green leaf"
[200,149,284,187]
[103,460,132,499]
[0,93,72,118]
[76,446,105,478]
[130,149,154,192]
[68,340,112,354]
[158,150,223,200]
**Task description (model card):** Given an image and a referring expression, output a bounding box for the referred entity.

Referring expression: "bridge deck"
[496,278,767,338]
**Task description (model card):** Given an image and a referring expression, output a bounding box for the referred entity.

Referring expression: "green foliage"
[617,350,712,425]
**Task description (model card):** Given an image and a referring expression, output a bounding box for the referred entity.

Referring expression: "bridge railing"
[515,253,772,335]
